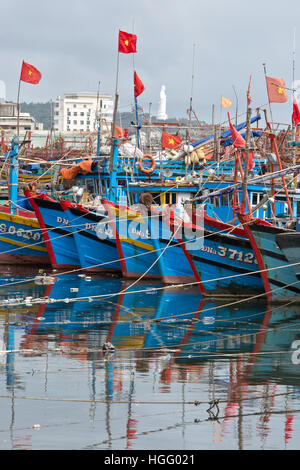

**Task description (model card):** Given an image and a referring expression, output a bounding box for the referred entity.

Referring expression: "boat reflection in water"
[0,273,299,450]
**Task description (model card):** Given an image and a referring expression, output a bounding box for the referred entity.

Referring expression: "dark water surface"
[0,266,299,450]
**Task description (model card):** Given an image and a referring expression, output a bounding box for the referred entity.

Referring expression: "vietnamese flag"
[266,76,288,103]
[134,71,145,98]
[292,97,300,125]
[20,60,41,84]
[118,30,137,54]
[161,131,182,149]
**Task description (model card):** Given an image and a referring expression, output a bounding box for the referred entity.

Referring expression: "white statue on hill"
[157,85,168,120]
[0,81,6,103]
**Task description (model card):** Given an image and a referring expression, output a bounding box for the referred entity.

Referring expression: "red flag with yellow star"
[161,131,182,149]
[118,30,137,54]
[266,76,288,103]
[20,60,41,84]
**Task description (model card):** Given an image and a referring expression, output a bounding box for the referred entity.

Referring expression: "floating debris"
[34,274,55,285]
[102,341,115,352]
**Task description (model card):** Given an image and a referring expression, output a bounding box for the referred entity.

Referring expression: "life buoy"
[139,154,157,174]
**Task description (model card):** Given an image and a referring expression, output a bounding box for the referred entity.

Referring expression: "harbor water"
[0,266,299,450]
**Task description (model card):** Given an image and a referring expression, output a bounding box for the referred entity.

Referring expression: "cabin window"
[252,193,258,206]
[252,192,265,208]
[150,192,160,204]
[165,192,177,205]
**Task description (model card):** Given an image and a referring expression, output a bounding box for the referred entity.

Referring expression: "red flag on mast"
[228,112,245,148]
[228,113,254,170]
[161,131,182,149]
[247,75,252,106]
[118,30,137,54]
[134,71,145,98]
[265,76,288,103]
[20,60,41,84]
[292,97,300,125]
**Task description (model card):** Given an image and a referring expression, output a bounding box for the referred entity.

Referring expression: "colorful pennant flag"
[228,113,245,149]
[118,30,137,54]
[134,71,145,98]
[266,76,288,103]
[221,96,232,108]
[161,131,182,149]
[292,97,300,125]
[228,113,254,170]
[20,60,41,84]
[247,75,252,106]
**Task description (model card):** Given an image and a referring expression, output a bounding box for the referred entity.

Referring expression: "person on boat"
[258,162,268,175]
[139,192,154,208]
[22,181,47,211]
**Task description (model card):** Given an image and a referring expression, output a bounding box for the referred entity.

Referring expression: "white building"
[0,102,43,132]
[53,92,114,134]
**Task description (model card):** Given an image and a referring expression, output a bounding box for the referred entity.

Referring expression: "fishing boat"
[0,139,50,266]
[276,229,300,281]
[237,211,300,302]
[23,189,81,270]
[59,198,122,273]
[171,209,264,296]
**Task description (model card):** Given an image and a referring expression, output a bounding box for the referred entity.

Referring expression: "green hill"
[20,102,52,130]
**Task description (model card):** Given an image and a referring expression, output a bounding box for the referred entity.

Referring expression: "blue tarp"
[222,130,262,147]
[191,114,261,148]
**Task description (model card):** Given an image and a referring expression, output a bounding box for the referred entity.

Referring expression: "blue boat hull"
[0,210,50,265]
[28,195,80,269]
[245,222,300,301]
[276,232,300,282]
[60,202,121,273]
[105,203,161,279]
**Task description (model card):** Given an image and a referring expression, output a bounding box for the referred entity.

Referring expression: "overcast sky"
[1,0,299,124]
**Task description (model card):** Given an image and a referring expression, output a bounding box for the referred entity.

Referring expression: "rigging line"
[149,320,300,357]
[14,301,299,356]
[0,228,299,301]
[0,202,254,283]
[0,188,297,290]
[0,389,296,406]
[43,257,300,304]
[25,276,300,320]
[112,219,183,296]
[4,271,300,330]
[47,294,295,328]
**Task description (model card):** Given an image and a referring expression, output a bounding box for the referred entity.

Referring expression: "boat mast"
[241,107,252,211]
[8,139,19,215]
[292,27,296,167]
